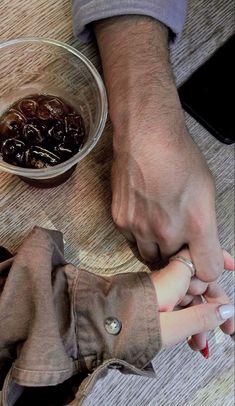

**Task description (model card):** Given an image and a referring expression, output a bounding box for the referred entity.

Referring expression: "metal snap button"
[104,317,122,335]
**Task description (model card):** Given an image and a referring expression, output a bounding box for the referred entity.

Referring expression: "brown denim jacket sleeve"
[0,227,161,406]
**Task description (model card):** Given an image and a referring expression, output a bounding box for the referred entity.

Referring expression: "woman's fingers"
[186,296,208,351]
[204,282,234,335]
[150,248,195,310]
[187,333,208,352]
[160,302,235,348]
[152,247,234,349]
[178,294,194,307]
[151,248,234,312]
[177,280,234,350]
[179,281,234,350]
[150,262,191,311]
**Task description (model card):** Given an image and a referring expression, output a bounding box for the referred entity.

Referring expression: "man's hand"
[94,16,223,282]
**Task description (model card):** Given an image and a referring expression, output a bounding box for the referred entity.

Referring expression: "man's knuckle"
[189,283,203,296]
[132,222,148,239]
[155,225,172,246]
[196,254,223,282]
[188,215,205,237]
[112,211,128,231]
[215,255,224,275]
[197,272,215,283]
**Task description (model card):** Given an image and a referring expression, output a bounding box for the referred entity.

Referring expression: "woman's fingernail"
[218,304,235,320]
[200,340,209,359]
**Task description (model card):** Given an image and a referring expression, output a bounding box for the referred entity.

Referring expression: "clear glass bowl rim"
[0,37,108,179]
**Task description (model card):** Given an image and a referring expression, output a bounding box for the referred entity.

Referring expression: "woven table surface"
[0,1,234,405]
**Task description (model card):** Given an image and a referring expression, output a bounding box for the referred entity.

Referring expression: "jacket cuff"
[74,269,161,372]
[72,0,187,42]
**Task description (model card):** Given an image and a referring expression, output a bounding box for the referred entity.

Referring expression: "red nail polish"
[200,341,209,359]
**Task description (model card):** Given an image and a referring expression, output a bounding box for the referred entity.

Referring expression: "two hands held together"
[149,249,234,355]
[94,16,235,354]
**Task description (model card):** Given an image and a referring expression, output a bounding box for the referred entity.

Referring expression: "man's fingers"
[222,249,235,270]
[189,232,223,282]
[160,303,235,348]
[136,240,159,262]
[157,236,184,263]
[117,227,136,243]
[187,277,208,296]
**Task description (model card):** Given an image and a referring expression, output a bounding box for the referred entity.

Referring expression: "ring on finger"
[169,255,196,277]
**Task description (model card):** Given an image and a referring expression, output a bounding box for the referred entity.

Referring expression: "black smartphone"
[178,34,235,144]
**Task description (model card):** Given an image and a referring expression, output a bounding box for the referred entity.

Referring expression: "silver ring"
[169,255,196,277]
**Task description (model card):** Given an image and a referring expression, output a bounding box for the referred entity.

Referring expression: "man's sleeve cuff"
[72,0,187,42]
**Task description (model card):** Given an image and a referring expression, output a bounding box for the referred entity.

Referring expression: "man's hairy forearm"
[94,16,220,288]
[94,16,182,135]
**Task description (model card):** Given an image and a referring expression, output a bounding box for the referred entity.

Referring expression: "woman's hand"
[149,249,234,350]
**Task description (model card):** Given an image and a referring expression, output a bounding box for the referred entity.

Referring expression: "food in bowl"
[0,94,86,169]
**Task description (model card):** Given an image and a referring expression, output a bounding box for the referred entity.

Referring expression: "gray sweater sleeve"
[72,0,187,42]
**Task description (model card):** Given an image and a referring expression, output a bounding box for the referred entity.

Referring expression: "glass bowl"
[0,37,107,187]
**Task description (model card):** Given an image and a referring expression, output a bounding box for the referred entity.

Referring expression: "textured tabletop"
[0,0,234,405]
